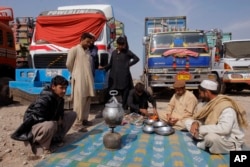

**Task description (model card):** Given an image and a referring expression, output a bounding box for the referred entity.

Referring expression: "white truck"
[9,4,121,105]
[211,38,250,93]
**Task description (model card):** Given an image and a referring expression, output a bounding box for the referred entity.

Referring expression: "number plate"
[176,73,191,80]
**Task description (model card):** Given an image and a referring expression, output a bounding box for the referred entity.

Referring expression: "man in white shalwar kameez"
[185,80,248,154]
[66,33,95,132]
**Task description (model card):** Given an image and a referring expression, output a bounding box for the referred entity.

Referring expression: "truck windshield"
[224,41,250,58]
[150,32,209,55]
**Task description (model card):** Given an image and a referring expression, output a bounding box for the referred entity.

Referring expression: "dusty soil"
[0,92,250,167]
[0,102,103,167]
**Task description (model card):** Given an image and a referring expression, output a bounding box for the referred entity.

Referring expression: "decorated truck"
[0,7,16,105]
[11,16,35,68]
[142,16,215,95]
[9,4,120,106]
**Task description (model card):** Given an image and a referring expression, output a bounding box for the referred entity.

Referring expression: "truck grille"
[33,54,67,68]
[233,66,250,71]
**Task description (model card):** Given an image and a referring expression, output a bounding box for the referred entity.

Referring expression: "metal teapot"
[103,90,124,128]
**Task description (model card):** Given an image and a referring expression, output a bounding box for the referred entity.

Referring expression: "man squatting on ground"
[11,75,76,155]
[127,82,158,116]
[185,79,248,154]
[158,80,198,130]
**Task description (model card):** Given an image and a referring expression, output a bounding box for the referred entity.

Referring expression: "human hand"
[139,109,149,116]
[166,113,171,122]
[166,114,178,125]
[190,121,199,139]
[168,117,178,126]
[98,66,104,69]
[58,117,63,126]
[153,109,158,117]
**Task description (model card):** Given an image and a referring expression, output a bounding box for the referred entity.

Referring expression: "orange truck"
[0,7,16,105]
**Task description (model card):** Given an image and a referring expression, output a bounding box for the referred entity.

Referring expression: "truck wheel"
[147,86,153,96]
[220,82,226,94]
[0,85,13,106]
[220,82,232,94]
[0,77,14,106]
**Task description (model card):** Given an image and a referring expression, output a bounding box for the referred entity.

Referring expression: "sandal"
[82,120,93,126]
[43,147,56,154]
[56,142,64,147]
[72,124,88,132]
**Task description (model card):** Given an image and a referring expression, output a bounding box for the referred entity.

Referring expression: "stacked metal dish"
[142,119,175,136]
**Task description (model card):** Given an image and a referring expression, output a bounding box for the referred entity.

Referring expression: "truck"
[205,30,232,49]
[209,32,250,93]
[9,4,120,106]
[142,16,215,95]
[0,7,16,106]
[11,17,35,68]
[114,20,125,48]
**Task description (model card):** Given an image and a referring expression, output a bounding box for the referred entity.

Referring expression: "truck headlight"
[46,69,62,77]
[27,72,35,78]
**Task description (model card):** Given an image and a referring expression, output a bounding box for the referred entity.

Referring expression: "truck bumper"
[9,69,108,105]
[222,71,250,85]
[148,72,216,89]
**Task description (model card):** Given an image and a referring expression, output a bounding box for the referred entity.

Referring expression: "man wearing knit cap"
[158,80,198,130]
[185,79,248,154]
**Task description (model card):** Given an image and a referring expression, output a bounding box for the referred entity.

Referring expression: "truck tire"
[0,77,14,106]
[0,85,13,106]
[220,82,227,94]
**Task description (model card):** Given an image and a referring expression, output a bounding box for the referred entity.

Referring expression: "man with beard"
[185,79,248,154]
[158,80,198,130]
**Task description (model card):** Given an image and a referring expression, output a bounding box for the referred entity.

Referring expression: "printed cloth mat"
[36,122,229,167]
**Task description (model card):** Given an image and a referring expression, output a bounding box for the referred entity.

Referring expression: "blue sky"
[2,0,250,79]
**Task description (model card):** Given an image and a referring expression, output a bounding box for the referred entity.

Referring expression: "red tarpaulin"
[35,13,106,48]
[163,49,199,57]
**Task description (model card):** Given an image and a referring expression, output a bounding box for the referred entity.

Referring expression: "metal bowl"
[154,126,175,136]
[142,125,154,134]
[143,119,155,125]
[152,121,167,128]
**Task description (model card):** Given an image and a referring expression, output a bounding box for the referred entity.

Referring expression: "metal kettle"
[102,90,124,128]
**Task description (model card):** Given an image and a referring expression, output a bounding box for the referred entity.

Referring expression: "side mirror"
[143,36,150,45]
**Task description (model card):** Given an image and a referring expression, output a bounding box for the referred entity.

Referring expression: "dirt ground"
[0,102,104,167]
[0,92,250,167]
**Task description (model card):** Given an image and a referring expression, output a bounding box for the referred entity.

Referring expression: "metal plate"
[154,126,175,136]
[143,119,156,125]
[152,121,167,128]
[142,125,154,134]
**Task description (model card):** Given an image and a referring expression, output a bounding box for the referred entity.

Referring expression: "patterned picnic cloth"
[36,122,229,167]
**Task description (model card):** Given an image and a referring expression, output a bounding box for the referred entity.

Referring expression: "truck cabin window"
[0,30,3,45]
[7,32,14,48]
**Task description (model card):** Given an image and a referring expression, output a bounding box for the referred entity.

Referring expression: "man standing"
[11,75,76,155]
[66,32,95,132]
[185,79,248,154]
[103,36,139,110]
[158,80,198,130]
